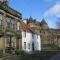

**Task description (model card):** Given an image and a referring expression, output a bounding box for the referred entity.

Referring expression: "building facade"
[0,0,41,54]
[21,22,41,52]
[0,1,22,53]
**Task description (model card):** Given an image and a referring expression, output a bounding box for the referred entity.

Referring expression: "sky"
[8,0,60,28]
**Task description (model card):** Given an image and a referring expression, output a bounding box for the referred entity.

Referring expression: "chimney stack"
[23,20,27,24]
[2,0,8,5]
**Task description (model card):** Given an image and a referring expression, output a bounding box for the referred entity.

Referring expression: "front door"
[32,42,34,51]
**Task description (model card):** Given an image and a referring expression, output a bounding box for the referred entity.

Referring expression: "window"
[37,34,38,39]
[28,43,30,49]
[11,37,16,48]
[11,19,14,30]
[6,36,16,48]
[40,31,41,33]
[23,31,26,37]
[7,17,10,29]
[7,17,14,31]
[0,14,2,20]
[44,31,45,34]
[6,37,10,47]
[32,34,34,39]
[17,22,20,30]
[0,14,2,25]
[24,42,26,49]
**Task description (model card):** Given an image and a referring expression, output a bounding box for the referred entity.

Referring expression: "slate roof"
[20,21,35,34]
[40,19,47,25]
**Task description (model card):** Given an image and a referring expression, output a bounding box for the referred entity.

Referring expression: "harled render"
[21,21,41,52]
[0,0,41,54]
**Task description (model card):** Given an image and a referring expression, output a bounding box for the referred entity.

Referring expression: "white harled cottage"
[20,21,41,52]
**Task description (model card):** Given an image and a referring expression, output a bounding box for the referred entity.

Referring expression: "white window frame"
[17,22,20,30]
[28,43,30,49]
[23,31,26,37]
[24,42,26,49]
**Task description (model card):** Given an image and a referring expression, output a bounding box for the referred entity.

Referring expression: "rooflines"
[0,1,22,19]
[40,19,47,25]
[20,21,35,34]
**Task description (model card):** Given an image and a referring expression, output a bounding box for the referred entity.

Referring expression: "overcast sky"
[9,0,60,28]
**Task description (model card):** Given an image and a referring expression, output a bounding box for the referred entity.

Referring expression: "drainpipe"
[9,36,11,53]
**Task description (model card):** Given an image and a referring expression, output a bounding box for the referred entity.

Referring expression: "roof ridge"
[20,21,35,33]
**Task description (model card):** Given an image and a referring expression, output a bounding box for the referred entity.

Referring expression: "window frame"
[6,16,14,31]
[28,43,30,49]
[16,22,20,30]
[32,33,34,39]
[23,31,26,37]
[37,34,38,39]
[24,42,26,49]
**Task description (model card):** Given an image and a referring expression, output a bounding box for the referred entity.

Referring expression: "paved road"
[0,51,60,60]
[49,52,60,60]
[0,55,21,60]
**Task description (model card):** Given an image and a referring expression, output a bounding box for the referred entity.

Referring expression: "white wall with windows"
[22,31,32,52]
[22,30,41,52]
[33,34,41,51]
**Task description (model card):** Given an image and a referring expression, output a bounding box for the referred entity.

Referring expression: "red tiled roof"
[20,21,35,33]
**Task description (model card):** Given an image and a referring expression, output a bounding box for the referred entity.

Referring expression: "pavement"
[49,52,60,60]
[0,52,60,60]
[0,53,13,60]
[0,54,21,60]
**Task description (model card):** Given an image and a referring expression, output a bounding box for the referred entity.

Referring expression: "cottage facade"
[21,22,41,52]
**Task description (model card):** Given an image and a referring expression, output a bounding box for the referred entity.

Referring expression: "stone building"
[0,0,41,54]
[40,19,60,50]
[27,18,60,50]
[0,0,22,53]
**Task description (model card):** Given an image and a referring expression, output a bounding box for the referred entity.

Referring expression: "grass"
[41,44,58,50]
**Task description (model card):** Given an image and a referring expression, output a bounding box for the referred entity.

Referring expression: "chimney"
[2,0,8,5]
[23,20,27,24]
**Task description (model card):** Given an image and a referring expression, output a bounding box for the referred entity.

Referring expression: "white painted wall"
[32,34,41,51]
[34,35,41,51]
[22,30,41,52]
[23,20,27,24]
[22,31,32,52]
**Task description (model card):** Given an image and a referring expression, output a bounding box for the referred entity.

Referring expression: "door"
[32,42,34,51]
